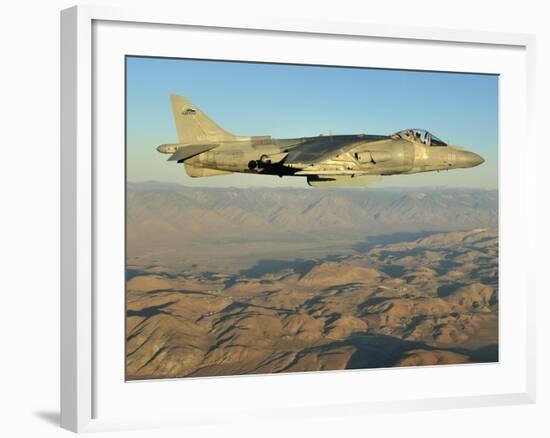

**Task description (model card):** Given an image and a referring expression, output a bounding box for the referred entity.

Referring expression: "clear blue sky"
[127,56,498,189]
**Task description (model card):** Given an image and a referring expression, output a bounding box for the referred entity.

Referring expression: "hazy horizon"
[127,179,499,191]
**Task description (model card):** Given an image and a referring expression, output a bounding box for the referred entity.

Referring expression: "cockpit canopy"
[391,129,447,147]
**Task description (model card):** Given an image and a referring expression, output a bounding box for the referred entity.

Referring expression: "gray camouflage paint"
[157,95,484,187]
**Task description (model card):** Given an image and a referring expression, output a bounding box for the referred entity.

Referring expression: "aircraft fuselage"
[182,134,484,177]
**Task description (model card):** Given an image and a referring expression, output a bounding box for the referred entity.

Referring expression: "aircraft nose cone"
[460,151,485,167]
[470,152,485,167]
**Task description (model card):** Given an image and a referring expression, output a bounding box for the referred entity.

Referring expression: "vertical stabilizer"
[170,95,237,144]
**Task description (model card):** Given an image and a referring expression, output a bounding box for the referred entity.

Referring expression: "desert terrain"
[126,183,498,379]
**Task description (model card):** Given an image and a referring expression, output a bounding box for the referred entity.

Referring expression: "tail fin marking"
[170,95,237,144]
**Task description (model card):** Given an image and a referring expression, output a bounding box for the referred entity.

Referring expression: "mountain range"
[127,182,497,271]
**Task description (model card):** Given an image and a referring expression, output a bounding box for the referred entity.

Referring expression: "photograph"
[125,56,499,380]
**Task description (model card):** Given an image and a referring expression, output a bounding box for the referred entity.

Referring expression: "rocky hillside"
[126,228,498,380]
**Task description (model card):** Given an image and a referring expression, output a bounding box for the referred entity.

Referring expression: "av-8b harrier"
[157,95,484,187]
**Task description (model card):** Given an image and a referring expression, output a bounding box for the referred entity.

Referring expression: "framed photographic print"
[61,5,536,433]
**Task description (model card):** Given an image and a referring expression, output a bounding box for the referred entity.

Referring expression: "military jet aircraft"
[157,95,485,187]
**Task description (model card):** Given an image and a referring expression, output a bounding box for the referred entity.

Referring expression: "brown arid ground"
[126,227,498,380]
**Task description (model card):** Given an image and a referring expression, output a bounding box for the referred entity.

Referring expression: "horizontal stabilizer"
[168,144,217,162]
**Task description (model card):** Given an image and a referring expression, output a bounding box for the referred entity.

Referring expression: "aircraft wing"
[284,135,388,165]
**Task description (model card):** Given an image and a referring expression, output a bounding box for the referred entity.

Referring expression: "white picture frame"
[60,4,536,433]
